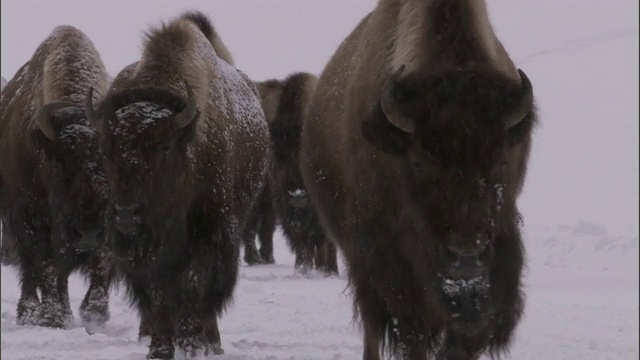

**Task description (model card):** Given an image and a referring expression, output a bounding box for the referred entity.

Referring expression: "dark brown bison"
[0,26,115,330]
[88,11,271,359]
[254,73,338,275]
[300,1,536,359]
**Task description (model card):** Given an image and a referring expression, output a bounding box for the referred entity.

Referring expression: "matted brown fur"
[0,25,113,330]
[301,0,536,359]
[93,10,271,359]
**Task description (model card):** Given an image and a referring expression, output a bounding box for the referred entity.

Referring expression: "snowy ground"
[1,0,638,359]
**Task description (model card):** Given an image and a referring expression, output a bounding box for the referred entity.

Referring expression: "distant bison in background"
[254,72,339,275]
[89,11,271,359]
[0,25,115,330]
[301,0,536,359]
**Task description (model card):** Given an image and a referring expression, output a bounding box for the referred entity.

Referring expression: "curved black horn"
[36,102,74,140]
[172,81,198,130]
[85,87,99,124]
[505,69,534,129]
[380,65,415,134]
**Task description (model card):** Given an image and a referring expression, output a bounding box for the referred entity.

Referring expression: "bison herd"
[0,1,536,359]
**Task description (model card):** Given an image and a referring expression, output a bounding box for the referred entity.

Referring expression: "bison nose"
[445,244,487,279]
[74,226,104,251]
[113,202,142,225]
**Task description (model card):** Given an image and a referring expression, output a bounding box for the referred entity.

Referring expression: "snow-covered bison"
[255,72,338,275]
[0,26,115,330]
[88,11,272,359]
[300,0,536,358]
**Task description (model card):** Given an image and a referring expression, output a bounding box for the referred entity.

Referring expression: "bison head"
[33,102,108,251]
[86,83,198,260]
[362,66,535,281]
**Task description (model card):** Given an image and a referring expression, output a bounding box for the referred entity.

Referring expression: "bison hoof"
[176,334,207,358]
[16,297,41,326]
[205,342,224,356]
[244,246,262,265]
[146,344,174,360]
[37,300,67,328]
[294,264,312,276]
[80,306,110,331]
[260,253,275,264]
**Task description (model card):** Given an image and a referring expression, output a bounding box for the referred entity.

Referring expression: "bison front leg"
[363,325,382,360]
[79,250,113,331]
[242,231,261,265]
[315,239,339,276]
[257,210,276,264]
[242,207,262,265]
[203,315,224,355]
[294,246,313,274]
[145,282,177,360]
[175,266,210,358]
[16,270,40,326]
[56,272,75,326]
[37,259,67,328]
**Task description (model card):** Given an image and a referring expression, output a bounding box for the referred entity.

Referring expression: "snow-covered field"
[1,0,638,359]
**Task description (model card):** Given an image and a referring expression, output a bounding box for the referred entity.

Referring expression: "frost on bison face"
[92,86,199,270]
[34,103,108,252]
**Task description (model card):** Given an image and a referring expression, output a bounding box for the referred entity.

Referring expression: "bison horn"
[505,69,533,129]
[85,87,98,124]
[36,102,73,140]
[381,65,415,134]
[173,81,198,130]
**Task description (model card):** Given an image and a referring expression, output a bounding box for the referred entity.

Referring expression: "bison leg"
[242,231,262,265]
[315,239,339,276]
[16,270,40,326]
[132,278,177,360]
[138,311,153,343]
[37,259,67,328]
[80,251,113,330]
[203,315,224,355]
[363,325,382,360]
[56,272,75,326]
[294,246,313,274]
[146,292,177,359]
[257,209,276,264]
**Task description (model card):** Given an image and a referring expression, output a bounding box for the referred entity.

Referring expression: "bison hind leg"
[242,231,262,266]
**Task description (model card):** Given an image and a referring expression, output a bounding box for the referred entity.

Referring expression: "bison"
[254,73,338,275]
[88,11,271,359]
[0,25,115,330]
[300,1,536,359]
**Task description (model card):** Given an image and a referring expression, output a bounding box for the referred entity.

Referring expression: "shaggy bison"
[88,11,271,359]
[301,1,536,359]
[0,26,114,329]
[254,73,338,275]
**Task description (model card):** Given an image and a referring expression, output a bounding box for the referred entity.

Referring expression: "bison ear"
[361,103,411,156]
